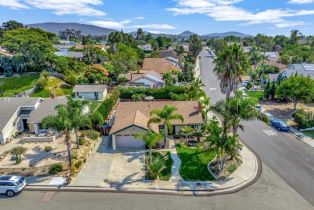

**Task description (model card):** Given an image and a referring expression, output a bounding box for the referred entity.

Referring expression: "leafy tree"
[213,44,250,100]
[163,72,176,86]
[148,105,184,147]
[181,126,194,145]
[111,44,140,75]
[189,35,202,57]
[276,75,314,110]
[135,130,163,164]
[2,20,24,31]
[83,46,108,64]
[89,111,105,129]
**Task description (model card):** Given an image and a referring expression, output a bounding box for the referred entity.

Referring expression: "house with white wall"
[72,85,108,101]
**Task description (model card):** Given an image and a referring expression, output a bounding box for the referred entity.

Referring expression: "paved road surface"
[199,49,314,207]
[1,164,313,210]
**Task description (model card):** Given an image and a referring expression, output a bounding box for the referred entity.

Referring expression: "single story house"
[122,70,165,88]
[72,85,108,101]
[278,63,314,80]
[142,58,180,75]
[0,98,67,144]
[109,101,203,150]
[159,49,178,59]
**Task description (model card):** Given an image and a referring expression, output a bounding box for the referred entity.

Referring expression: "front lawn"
[88,101,102,113]
[304,131,314,139]
[145,151,173,181]
[31,77,73,98]
[176,144,216,181]
[0,74,39,97]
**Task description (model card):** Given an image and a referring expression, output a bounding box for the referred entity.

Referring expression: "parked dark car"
[270,120,290,132]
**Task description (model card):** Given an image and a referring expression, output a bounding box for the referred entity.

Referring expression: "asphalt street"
[199,49,314,207]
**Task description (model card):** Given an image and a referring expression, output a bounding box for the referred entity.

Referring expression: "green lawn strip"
[304,131,314,139]
[0,74,39,96]
[176,144,216,181]
[145,151,173,181]
[31,77,73,98]
[88,101,102,113]
[247,91,264,101]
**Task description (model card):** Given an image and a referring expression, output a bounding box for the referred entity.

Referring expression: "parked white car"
[255,104,265,112]
[0,176,26,197]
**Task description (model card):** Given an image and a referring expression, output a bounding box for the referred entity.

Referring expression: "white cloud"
[89,20,131,29]
[0,0,105,16]
[289,0,314,4]
[167,0,314,28]
[0,0,28,9]
[26,0,105,16]
[130,24,176,30]
[135,16,145,20]
[147,30,163,34]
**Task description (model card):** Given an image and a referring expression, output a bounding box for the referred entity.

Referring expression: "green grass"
[176,144,216,181]
[31,77,73,98]
[145,151,173,181]
[0,74,39,97]
[247,91,264,101]
[88,101,102,113]
[304,131,314,139]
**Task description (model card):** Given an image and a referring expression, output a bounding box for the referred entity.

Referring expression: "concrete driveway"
[70,137,145,188]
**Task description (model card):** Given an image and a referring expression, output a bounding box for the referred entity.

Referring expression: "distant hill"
[202,31,250,38]
[178,31,198,39]
[28,22,117,36]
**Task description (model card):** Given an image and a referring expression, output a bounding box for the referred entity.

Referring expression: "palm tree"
[189,78,205,100]
[67,98,92,149]
[214,44,250,100]
[42,98,91,168]
[211,91,269,135]
[135,130,163,164]
[199,96,211,122]
[148,105,184,148]
[146,153,168,180]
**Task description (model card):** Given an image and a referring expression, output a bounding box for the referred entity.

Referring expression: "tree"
[181,126,194,144]
[211,91,269,135]
[135,130,163,164]
[189,35,202,57]
[290,30,301,45]
[111,44,140,75]
[11,146,27,164]
[213,44,250,100]
[188,78,205,100]
[205,117,242,172]
[163,72,176,86]
[276,75,314,110]
[136,28,144,41]
[145,153,168,180]
[2,20,24,31]
[148,105,184,148]
[42,98,91,168]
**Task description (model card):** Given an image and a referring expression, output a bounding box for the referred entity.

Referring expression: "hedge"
[118,86,190,100]
[96,91,120,120]
[292,109,314,129]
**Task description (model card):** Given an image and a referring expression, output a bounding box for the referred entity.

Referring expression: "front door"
[22,119,29,131]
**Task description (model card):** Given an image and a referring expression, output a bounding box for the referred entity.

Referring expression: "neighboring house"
[0,98,67,144]
[159,49,178,59]
[138,44,153,52]
[165,57,180,66]
[109,101,203,150]
[278,63,314,80]
[55,49,84,60]
[72,85,108,101]
[125,71,165,88]
[142,58,180,75]
[243,46,252,53]
[263,52,279,61]
[263,51,287,71]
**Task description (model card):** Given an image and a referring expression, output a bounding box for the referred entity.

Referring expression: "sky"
[0,0,314,36]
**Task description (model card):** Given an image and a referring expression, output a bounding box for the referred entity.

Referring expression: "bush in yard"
[96,90,119,120]
[292,109,314,129]
[44,145,52,152]
[11,146,27,164]
[81,130,100,140]
[74,160,82,169]
[49,163,63,175]
[79,138,86,145]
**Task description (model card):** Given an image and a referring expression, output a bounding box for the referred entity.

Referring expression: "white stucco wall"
[74,90,107,101]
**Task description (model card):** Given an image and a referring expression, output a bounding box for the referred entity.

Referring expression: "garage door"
[116,136,145,148]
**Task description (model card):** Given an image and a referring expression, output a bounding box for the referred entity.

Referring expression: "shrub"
[79,138,86,145]
[226,164,237,174]
[11,146,27,164]
[292,109,314,129]
[96,91,119,120]
[44,145,53,152]
[81,130,100,140]
[49,163,63,175]
[74,160,82,169]
[89,111,105,126]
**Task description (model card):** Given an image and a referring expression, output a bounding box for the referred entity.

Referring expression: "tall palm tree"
[135,130,163,164]
[148,105,184,148]
[199,96,211,122]
[214,44,250,100]
[189,78,205,100]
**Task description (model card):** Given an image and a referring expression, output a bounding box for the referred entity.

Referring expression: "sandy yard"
[0,135,68,168]
[261,101,314,125]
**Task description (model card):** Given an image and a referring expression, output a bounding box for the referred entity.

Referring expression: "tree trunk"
[149,149,152,165]
[232,125,238,136]
[226,90,231,100]
[65,131,72,168]
[75,130,80,149]
[164,124,168,148]
[293,101,298,110]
